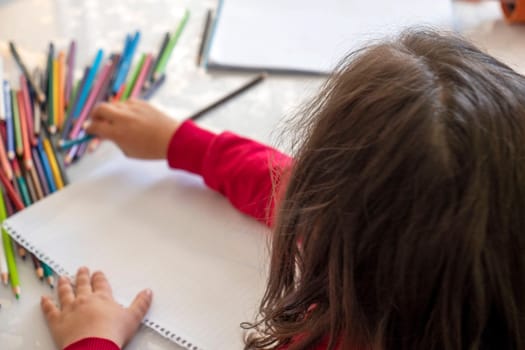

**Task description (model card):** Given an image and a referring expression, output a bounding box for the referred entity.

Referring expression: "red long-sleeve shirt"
[66,120,327,350]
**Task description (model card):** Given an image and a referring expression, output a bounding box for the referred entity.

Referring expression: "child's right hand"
[86,99,180,160]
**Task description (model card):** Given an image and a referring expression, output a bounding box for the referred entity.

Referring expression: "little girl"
[40,29,525,350]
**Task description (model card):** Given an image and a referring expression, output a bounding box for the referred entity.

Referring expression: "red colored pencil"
[17,92,32,169]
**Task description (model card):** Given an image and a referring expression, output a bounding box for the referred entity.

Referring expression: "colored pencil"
[42,127,69,185]
[70,63,112,139]
[141,74,166,100]
[72,49,104,119]
[122,53,146,100]
[60,134,94,149]
[3,81,15,159]
[0,131,13,180]
[20,76,36,146]
[130,54,153,99]
[197,9,213,66]
[28,164,44,201]
[188,73,267,121]
[23,167,37,204]
[65,41,76,108]
[112,32,140,94]
[0,169,24,211]
[9,42,45,104]
[62,67,89,139]
[11,91,23,156]
[42,262,54,288]
[31,147,50,196]
[42,137,64,190]
[0,57,5,120]
[51,58,59,133]
[145,32,170,87]
[0,227,8,285]
[0,190,20,298]
[153,10,190,81]
[113,84,126,102]
[46,43,55,126]
[36,138,56,193]
[17,92,32,169]
[32,69,42,136]
[57,52,66,129]
[31,254,44,280]
[12,159,31,206]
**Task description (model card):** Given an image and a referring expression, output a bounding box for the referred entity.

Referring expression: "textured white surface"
[0,0,524,349]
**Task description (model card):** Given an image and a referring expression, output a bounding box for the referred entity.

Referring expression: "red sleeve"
[64,338,120,350]
[167,120,292,227]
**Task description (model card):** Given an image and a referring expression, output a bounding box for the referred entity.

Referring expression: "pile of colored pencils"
[0,9,190,300]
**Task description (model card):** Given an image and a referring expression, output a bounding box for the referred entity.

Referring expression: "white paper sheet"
[207,0,454,74]
[4,157,270,350]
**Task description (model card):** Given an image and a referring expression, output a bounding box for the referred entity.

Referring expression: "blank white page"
[4,157,270,350]
[207,0,454,74]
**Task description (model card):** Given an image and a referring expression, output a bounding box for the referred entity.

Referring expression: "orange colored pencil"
[112,84,126,102]
[17,92,32,169]
[0,132,13,180]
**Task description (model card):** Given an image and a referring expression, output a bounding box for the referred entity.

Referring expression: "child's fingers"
[57,276,74,308]
[128,289,153,322]
[91,270,113,297]
[85,119,116,141]
[75,267,92,297]
[40,296,59,322]
[91,102,126,124]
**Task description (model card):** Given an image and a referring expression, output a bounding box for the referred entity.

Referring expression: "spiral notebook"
[3,157,270,350]
[205,0,454,74]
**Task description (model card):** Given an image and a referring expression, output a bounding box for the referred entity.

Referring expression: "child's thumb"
[128,288,153,322]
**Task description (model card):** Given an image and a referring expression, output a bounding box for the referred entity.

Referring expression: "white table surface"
[0,1,524,349]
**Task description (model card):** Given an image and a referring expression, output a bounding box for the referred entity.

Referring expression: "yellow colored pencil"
[57,52,66,129]
[51,59,59,134]
[43,138,64,189]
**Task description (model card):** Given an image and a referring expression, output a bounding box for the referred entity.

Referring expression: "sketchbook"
[205,0,455,74]
[3,156,270,350]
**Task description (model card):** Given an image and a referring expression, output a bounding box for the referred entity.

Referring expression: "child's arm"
[88,99,292,227]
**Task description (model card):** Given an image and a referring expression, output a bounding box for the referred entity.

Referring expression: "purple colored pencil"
[31,147,50,196]
[65,40,76,108]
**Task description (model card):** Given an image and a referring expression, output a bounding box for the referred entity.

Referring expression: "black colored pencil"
[145,33,170,88]
[9,42,46,104]
[197,9,213,66]
[189,73,267,121]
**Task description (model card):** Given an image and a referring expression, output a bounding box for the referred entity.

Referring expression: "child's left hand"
[41,267,152,349]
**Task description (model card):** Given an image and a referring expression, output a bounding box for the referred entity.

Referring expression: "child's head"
[246,29,525,349]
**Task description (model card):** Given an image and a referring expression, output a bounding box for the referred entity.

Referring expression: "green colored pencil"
[153,9,190,80]
[10,91,23,157]
[122,53,146,101]
[16,176,31,207]
[42,262,54,288]
[59,134,94,149]
[0,190,20,298]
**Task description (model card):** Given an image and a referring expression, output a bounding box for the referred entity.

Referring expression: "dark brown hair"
[243,29,525,350]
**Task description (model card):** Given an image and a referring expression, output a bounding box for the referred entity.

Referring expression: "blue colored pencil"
[72,49,104,119]
[111,31,140,94]
[36,138,56,193]
[61,67,89,139]
[3,81,14,159]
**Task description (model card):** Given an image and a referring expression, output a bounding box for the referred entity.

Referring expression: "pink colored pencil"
[69,63,112,139]
[130,54,153,99]
[20,76,36,146]
[65,41,76,108]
